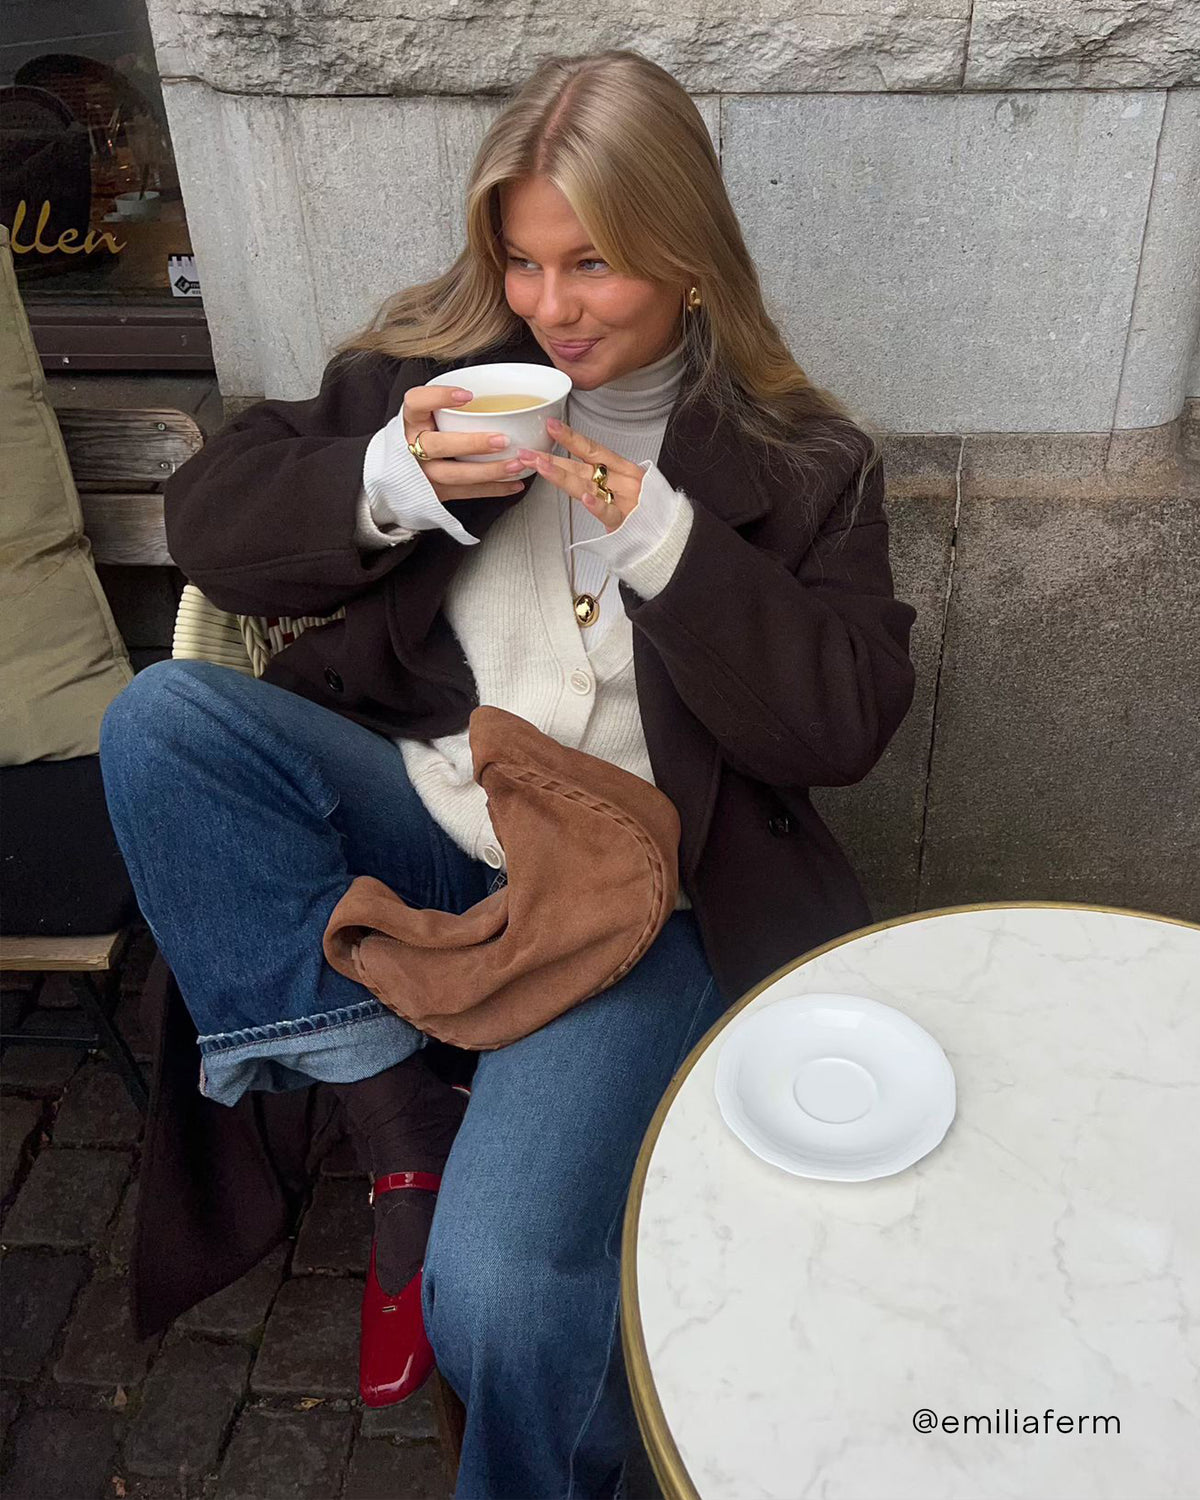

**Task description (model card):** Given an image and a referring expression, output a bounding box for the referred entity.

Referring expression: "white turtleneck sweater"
[352,339,695,909]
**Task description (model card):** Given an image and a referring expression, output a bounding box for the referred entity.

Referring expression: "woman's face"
[499,176,683,389]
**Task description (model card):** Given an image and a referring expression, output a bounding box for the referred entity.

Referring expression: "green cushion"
[0,223,132,765]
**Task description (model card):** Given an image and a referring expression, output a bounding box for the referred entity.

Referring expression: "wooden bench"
[0,408,201,1108]
[0,931,147,1109]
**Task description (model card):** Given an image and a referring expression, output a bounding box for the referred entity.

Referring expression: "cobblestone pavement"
[1,926,455,1500]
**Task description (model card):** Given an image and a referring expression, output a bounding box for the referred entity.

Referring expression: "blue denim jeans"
[99,659,729,1498]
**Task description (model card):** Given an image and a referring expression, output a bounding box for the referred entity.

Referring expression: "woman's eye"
[506,256,607,272]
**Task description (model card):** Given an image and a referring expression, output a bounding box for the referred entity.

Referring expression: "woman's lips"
[549,338,600,360]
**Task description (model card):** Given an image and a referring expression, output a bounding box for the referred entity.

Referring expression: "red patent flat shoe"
[358,1082,471,1408]
[359,1170,441,1407]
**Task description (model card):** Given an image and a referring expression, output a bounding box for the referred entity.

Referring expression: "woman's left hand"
[517,418,644,534]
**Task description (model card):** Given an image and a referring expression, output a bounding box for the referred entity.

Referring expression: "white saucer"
[713,993,956,1181]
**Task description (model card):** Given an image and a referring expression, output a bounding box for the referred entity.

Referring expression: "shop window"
[1,0,211,368]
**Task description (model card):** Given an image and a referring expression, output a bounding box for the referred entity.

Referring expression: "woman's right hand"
[403,385,529,503]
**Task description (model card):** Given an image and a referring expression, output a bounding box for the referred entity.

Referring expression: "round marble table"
[621,903,1200,1500]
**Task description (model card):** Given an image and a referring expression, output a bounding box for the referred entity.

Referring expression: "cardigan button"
[482,844,504,869]
[324,667,344,694]
[767,813,794,838]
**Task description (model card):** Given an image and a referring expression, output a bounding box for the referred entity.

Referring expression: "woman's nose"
[534,275,576,325]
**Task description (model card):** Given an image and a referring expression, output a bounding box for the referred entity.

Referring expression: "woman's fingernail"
[452,389,472,402]
[488,435,508,449]
[546,417,561,430]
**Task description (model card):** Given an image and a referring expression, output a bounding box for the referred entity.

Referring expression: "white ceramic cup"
[433,361,572,479]
[113,190,161,221]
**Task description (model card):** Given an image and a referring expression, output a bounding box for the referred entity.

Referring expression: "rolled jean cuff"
[197,998,425,1107]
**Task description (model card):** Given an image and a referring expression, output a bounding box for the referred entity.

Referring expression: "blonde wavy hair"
[340,48,880,506]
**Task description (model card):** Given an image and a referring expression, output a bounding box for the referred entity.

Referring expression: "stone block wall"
[147,1,1200,432]
[810,433,1200,926]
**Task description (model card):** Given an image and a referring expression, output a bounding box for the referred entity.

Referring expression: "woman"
[99,47,916,1500]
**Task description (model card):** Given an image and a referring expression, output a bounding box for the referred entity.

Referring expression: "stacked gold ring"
[592,462,615,507]
[408,431,432,462]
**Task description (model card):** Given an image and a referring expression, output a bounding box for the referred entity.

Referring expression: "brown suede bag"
[322,706,681,1049]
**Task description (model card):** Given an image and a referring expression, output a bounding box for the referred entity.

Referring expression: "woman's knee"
[102,658,204,743]
[102,657,235,756]
[99,659,234,791]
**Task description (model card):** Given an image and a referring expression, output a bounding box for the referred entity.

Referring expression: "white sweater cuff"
[567,461,694,598]
[355,412,482,550]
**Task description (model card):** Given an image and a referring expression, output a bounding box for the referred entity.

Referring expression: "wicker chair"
[171,582,344,679]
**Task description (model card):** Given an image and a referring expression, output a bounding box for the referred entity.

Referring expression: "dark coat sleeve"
[626,445,917,788]
[164,351,423,618]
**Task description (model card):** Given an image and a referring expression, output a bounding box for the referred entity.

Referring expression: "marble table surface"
[621,904,1200,1500]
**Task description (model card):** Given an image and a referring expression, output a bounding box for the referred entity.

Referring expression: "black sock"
[333,1051,468,1294]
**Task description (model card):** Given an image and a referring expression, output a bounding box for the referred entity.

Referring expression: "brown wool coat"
[131,322,917,1335]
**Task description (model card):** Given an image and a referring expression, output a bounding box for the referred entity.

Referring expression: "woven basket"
[171,583,345,679]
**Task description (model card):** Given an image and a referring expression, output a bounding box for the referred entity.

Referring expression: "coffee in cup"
[456,394,546,413]
[434,362,573,477]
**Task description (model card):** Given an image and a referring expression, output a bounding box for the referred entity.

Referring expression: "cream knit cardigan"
[352,340,696,908]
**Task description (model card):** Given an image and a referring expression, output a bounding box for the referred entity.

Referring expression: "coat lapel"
[657,396,772,528]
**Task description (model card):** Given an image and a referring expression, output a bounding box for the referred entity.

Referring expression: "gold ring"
[592,462,615,507]
[408,431,432,462]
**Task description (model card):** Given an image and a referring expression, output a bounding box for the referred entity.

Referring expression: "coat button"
[768,813,794,837]
[482,843,504,868]
[324,667,344,693]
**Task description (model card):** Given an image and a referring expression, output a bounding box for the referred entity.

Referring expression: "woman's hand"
[403,385,529,503]
[517,418,644,534]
